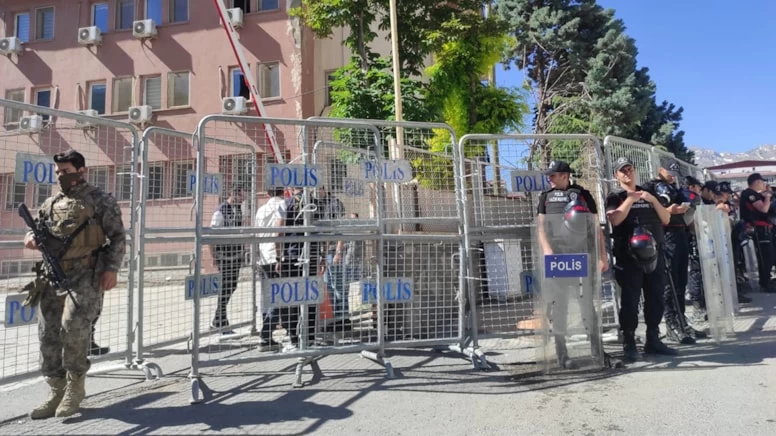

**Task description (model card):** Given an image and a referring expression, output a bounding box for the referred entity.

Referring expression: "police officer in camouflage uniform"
[23,150,126,419]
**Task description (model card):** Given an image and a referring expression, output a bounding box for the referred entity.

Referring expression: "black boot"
[665,318,695,345]
[737,293,752,303]
[644,329,679,356]
[555,336,578,369]
[691,301,708,322]
[622,331,639,362]
[682,315,707,339]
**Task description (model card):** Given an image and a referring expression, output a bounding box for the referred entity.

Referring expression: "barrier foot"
[138,361,164,380]
[360,350,394,379]
[189,375,209,405]
[292,356,323,389]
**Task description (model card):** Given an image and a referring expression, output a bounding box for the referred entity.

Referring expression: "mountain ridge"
[690,144,776,168]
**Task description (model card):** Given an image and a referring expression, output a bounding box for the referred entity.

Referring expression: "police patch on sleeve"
[749,195,756,202]
[569,192,578,202]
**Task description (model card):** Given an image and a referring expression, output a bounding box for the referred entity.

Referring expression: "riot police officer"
[644,165,696,344]
[685,176,708,321]
[605,157,676,362]
[536,160,609,369]
[740,173,775,293]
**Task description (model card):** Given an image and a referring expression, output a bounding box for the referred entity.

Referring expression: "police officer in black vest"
[644,165,698,345]
[605,157,676,362]
[537,160,610,368]
[685,176,709,321]
[740,173,775,292]
[208,185,245,333]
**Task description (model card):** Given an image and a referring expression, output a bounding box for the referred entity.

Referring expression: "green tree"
[636,100,694,163]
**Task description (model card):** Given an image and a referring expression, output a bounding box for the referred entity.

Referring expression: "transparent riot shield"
[694,205,736,343]
[534,213,603,373]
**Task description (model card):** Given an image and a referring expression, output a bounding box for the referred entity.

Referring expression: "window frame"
[167,71,190,108]
[34,6,56,41]
[91,2,110,33]
[229,0,251,13]
[112,77,134,114]
[5,176,27,211]
[115,164,134,202]
[258,0,280,12]
[324,70,337,107]
[34,184,52,208]
[257,61,281,100]
[88,82,108,115]
[33,88,52,122]
[14,12,31,43]
[145,0,163,24]
[142,75,162,110]
[116,0,136,30]
[169,0,189,23]
[172,160,194,198]
[229,67,251,100]
[88,166,110,193]
[3,89,26,129]
[146,163,165,201]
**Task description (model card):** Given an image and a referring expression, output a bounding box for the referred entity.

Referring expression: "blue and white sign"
[510,170,549,193]
[186,171,223,196]
[544,254,588,278]
[184,274,222,301]
[4,294,38,328]
[361,160,412,183]
[261,276,324,308]
[15,153,57,185]
[360,277,414,304]
[263,164,320,188]
[520,271,539,295]
[342,177,365,197]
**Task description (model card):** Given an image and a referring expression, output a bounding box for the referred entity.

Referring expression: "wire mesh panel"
[136,128,198,363]
[457,134,613,350]
[602,136,654,192]
[188,116,389,398]
[0,98,138,384]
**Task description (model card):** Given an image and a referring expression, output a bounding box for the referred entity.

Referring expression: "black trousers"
[276,259,317,344]
[662,228,689,321]
[686,232,705,308]
[615,253,666,334]
[214,257,242,323]
[754,226,774,289]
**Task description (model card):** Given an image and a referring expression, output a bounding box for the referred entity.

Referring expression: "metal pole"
[388,0,405,150]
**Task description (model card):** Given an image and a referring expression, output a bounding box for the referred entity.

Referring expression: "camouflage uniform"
[31,180,126,418]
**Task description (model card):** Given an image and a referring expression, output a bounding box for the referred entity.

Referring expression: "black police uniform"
[644,179,690,331]
[740,188,774,290]
[537,183,601,365]
[605,187,666,339]
[212,200,244,328]
[686,192,709,311]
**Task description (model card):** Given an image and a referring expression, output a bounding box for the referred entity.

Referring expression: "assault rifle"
[19,203,79,308]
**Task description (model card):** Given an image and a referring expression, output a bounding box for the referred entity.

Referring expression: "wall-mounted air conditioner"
[222,97,248,115]
[128,105,153,124]
[78,27,102,46]
[226,8,244,29]
[132,19,157,39]
[0,37,23,56]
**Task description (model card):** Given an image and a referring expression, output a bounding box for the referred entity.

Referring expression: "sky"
[495,0,776,154]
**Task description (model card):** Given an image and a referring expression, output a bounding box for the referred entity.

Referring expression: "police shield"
[693,205,736,343]
[533,212,603,372]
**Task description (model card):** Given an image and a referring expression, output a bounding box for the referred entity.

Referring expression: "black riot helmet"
[629,225,658,273]
[653,181,674,207]
[563,195,591,237]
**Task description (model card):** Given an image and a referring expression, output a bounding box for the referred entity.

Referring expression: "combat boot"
[691,301,708,322]
[644,329,679,356]
[554,336,577,369]
[29,377,66,420]
[55,372,86,418]
[622,331,639,362]
[665,318,695,345]
[682,315,707,339]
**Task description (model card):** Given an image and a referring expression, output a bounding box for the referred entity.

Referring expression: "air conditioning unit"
[20,115,44,133]
[75,109,99,128]
[0,37,23,56]
[128,105,153,124]
[226,8,244,29]
[222,96,248,115]
[77,26,102,46]
[132,19,157,39]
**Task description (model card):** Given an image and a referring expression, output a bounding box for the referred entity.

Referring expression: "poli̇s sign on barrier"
[263,164,320,188]
[184,274,223,301]
[260,276,325,308]
[359,278,415,304]
[4,294,38,327]
[544,254,588,279]
[186,171,224,196]
[510,170,550,193]
[15,153,57,185]
[361,160,412,184]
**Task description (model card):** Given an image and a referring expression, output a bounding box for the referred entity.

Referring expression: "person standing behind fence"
[536,160,610,369]
[685,177,709,322]
[208,185,245,334]
[605,157,676,362]
[23,150,126,419]
[740,173,775,293]
[316,186,351,332]
[254,187,286,347]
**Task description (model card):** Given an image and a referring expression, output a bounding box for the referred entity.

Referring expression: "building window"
[5,179,26,210]
[35,7,55,40]
[92,3,109,33]
[169,0,188,23]
[258,0,279,11]
[219,155,253,202]
[88,166,110,192]
[143,76,162,110]
[115,165,134,201]
[34,184,52,208]
[147,164,164,200]
[34,89,52,122]
[145,0,162,23]
[117,0,135,30]
[231,0,250,13]
[172,161,193,198]
[325,71,337,107]
[167,71,190,107]
[258,62,280,99]
[89,82,107,115]
[230,67,250,100]
[112,78,133,113]
[3,89,25,128]
[15,13,30,43]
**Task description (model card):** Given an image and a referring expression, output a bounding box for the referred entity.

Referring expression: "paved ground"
[0,291,773,435]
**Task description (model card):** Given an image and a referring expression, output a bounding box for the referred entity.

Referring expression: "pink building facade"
[0,0,339,276]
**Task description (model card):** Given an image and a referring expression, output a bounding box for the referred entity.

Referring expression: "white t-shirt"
[254,196,287,265]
